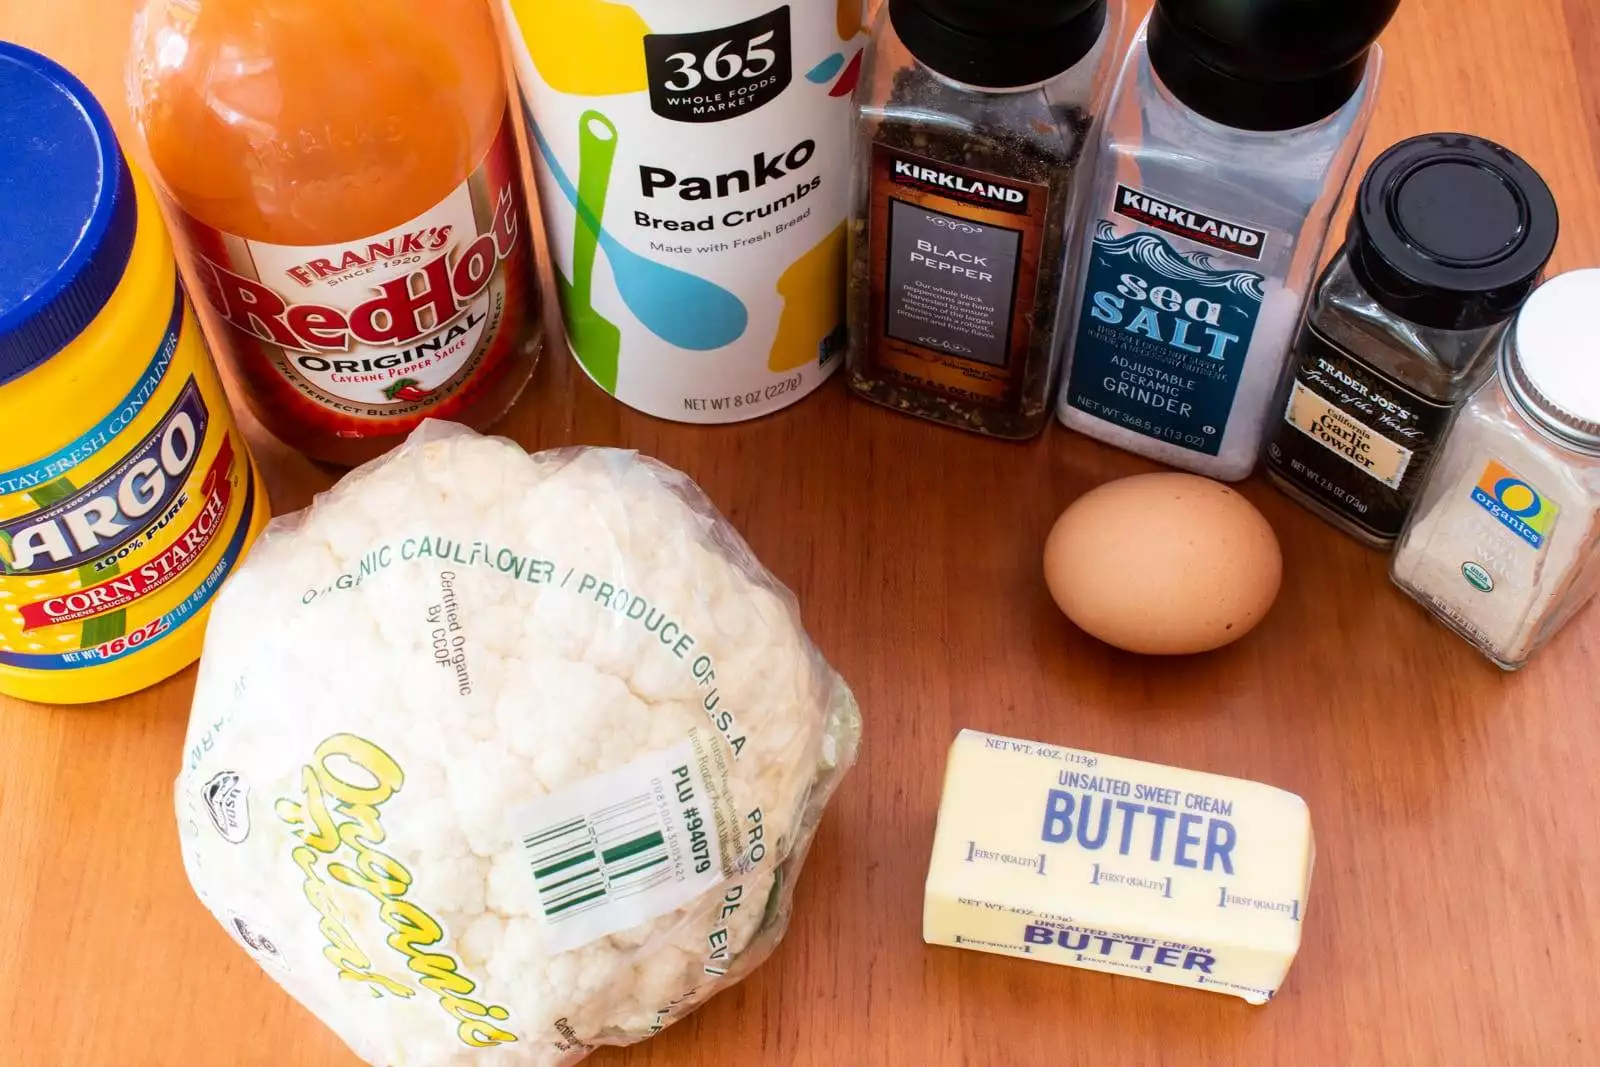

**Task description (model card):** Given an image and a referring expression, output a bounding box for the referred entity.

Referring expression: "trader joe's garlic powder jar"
[504,0,865,421]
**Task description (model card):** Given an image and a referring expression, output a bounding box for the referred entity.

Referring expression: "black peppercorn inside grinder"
[842,0,1123,440]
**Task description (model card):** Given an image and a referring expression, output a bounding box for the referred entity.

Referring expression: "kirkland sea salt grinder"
[846,0,1123,439]
[1057,0,1399,480]
[1265,134,1560,547]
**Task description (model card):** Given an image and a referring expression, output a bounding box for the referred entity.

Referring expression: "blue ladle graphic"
[528,109,748,352]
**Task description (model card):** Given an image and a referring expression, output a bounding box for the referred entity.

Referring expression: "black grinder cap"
[1149,0,1401,131]
[889,0,1109,90]
[1347,133,1560,332]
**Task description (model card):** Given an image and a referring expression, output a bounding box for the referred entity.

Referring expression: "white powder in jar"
[1393,272,1600,668]
[1392,378,1600,667]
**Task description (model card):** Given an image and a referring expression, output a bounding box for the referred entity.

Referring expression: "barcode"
[512,739,726,952]
[523,793,673,923]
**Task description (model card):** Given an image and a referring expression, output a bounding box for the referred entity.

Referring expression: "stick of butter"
[924,729,1314,1004]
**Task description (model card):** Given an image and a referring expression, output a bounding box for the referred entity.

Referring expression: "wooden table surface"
[4,1,1600,1065]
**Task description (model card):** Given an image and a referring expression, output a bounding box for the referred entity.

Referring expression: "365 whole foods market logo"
[643,7,793,122]
[1471,460,1559,549]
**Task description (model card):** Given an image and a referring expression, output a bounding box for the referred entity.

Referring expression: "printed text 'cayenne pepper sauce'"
[129,0,542,466]
[0,45,269,704]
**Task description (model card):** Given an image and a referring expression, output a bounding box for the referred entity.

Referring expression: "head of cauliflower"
[178,423,860,1067]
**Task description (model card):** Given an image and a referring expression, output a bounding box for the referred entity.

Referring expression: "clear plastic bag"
[178,421,860,1066]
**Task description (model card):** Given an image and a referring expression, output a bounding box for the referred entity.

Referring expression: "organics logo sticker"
[1471,461,1559,549]
[203,770,250,844]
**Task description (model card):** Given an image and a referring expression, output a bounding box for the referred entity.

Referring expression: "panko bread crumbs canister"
[504,0,866,422]
[0,44,268,705]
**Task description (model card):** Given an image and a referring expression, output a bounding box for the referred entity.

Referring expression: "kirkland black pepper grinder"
[844,0,1124,439]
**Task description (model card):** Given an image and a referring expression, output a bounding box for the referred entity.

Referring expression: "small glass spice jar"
[1264,133,1559,547]
[1392,270,1600,670]
[845,0,1122,439]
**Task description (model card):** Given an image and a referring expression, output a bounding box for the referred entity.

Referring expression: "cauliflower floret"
[178,423,860,1067]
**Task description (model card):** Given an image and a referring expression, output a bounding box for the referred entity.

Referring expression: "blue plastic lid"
[0,43,138,387]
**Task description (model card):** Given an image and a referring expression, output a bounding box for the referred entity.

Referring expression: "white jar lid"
[1505,269,1600,453]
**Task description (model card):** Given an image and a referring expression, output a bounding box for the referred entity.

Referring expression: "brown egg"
[1043,473,1283,655]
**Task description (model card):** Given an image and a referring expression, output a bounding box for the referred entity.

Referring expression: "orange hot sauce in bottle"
[129,0,542,466]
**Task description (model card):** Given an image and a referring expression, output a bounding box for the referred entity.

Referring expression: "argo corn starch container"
[504,0,866,422]
[0,45,268,704]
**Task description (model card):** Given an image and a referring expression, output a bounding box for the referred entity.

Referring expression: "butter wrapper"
[924,729,1313,1004]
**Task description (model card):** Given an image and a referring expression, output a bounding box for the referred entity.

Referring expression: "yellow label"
[0,286,259,683]
[275,733,516,1049]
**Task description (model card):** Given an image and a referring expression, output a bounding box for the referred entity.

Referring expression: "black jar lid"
[1348,133,1560,333]
[889,0,1108,91]
[1148,0,1399,132]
